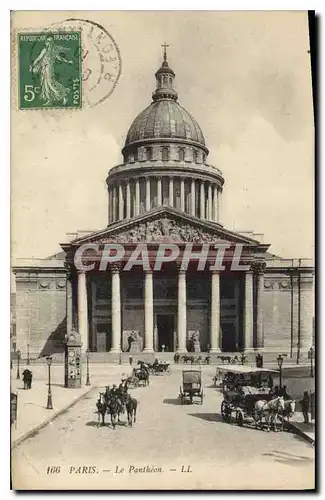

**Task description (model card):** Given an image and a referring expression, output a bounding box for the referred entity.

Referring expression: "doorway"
[156,314,175,352]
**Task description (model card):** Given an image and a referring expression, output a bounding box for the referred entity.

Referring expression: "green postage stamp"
[18,32,82,109]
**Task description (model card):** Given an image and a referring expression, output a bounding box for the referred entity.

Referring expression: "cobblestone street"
[12,365,314,490]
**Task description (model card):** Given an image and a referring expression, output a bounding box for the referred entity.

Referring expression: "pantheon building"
[13,51,314,362]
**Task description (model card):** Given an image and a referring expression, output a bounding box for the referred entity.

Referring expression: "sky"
[11,10,314,261]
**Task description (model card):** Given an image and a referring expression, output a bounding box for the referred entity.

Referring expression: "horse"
[181,354,194,364]
[254,396,285,432]
[96,393,107,427]
[104,386,125,424]
[279,399,296,430]
[120,392,138,427]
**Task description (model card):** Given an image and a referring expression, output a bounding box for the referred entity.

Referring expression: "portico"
[63,209,269,356]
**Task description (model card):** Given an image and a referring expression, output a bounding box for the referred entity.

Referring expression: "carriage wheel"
[166,368,171,375]
[221,401,231,422]
[235,410,244,427]
[133,378,139,387]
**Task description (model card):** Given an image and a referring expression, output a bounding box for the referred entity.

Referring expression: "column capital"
[251,260,266,274]
[144,268,153,275]
[76,269,86,275]
[109,263,122,274]
[176,262,186,274]
[211,270,221,275]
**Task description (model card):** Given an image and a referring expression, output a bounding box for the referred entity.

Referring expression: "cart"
[151,362,171,375]
[179,369,204,404]
[218,365,278,427]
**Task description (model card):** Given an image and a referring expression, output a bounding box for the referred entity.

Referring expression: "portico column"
[254,261,266,349]
[145,177,151,212]
[244,269,254,351]
[144,270,154,352]
[177,269,187,353]
[191,179,196,216]
[208,183,212,220]
[157,177,162,206]
[213,185,218,222]
[119,183,124,220]
[180,178,185,212]
[135,178,140,216]
[126,181,131,219]
[110,266,121,352]
[200,181,205,219]
[210,271,221,352]
[77,271,88,350]
[169,177,174,207]
[299,273,314,353]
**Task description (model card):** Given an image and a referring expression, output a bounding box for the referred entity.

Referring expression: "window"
[146,147,153,160]
[161,147,169,161]
[193,150,198,163]
[133,149,138,161]
[179,148,185,161]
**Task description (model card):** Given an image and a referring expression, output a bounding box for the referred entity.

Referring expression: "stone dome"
[125,100,206,148]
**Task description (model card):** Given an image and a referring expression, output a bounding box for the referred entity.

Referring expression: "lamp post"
[16,350,20,380]
[308,346,314,378]
[27,343,30,365]
[240,351,246,366]
[86,349,90,386]
[46,356,53,410]
[277,354,284,389]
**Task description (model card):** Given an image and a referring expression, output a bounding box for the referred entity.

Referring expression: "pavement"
[11,362,315,490]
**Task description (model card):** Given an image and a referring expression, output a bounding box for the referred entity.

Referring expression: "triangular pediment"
[63,207,268,249]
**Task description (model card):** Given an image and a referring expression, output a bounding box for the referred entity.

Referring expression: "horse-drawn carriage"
[150,361,171,375]
[219,366,289,431]
[179,369,204,404]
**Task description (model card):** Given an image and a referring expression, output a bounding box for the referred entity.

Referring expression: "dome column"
[126,181,131,219]
[213,185,218,222]
[169,177,174,207]
[146,177,151,212]
[191,180,196,216]
[112,186,117,222]
[107,187,110,223]
[119,183,124,220]
[180,178,185,212]
[208,183,212,220]
[200,181,205,219]
[135,178,140,216]
[157,177,162,206]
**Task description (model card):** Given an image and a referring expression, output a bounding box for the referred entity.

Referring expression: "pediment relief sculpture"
[94,218,223,244]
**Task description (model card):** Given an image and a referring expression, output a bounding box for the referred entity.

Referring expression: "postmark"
[48,18,122,107]
[18,31,82,109]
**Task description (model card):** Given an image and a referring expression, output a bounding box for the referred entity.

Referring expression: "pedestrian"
[129,355,133,366]
[299,391,310,424]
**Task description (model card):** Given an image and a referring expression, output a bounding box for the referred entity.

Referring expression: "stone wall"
[15,271,67,359]
[262,273,314,355]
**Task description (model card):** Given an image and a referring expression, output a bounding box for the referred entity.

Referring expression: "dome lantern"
[152,43,178,102]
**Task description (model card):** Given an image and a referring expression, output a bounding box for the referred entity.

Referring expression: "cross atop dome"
[162,42,169,62]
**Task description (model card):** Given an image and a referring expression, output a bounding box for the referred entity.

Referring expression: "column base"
[209,348,221,353]
[143,348,154,353]
[109,347,121,353]
[244,348,257,354]
[176,348,188,354]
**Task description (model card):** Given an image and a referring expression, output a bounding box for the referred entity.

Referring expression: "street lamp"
[86,349,90,386]
[277,354,284,389]
[16,350,21,380]
[240,351,246,366]
[27,344,30,365]
[308,346,314,378]
[46,356,53,410]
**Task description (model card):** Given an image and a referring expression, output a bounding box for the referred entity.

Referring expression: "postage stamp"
[18,31,82,109]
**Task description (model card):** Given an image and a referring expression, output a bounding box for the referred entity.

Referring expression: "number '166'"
[23,85,40,102]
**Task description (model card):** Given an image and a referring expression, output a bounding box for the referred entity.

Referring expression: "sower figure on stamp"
[29,36,73,106]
